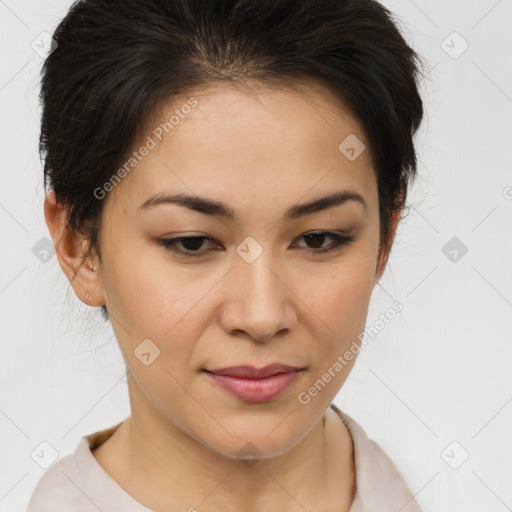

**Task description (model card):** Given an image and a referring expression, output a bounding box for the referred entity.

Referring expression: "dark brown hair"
[39,0,426,321]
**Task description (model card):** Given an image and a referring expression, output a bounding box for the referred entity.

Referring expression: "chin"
[197,422,306,463]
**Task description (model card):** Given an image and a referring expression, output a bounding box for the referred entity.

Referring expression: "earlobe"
[44,190,106,307]
[79,259,105,307]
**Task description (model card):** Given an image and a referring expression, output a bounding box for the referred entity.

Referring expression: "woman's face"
[88,81,387,459]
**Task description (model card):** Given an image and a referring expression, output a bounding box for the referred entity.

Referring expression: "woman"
[27,0,426,510]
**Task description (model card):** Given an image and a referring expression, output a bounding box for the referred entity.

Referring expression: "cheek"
[300,258,375,338]
[102,235,194,326]
[295,265,374,401]
[100,243,204,373]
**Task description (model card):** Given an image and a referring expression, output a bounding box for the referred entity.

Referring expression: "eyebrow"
[138,190,367,221]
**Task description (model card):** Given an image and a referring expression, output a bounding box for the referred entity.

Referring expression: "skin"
[44,79,401,512]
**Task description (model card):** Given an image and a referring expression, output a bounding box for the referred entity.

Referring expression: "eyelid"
[158,230,354,258]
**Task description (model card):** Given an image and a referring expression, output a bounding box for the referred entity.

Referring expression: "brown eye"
[159,231,354,259]
[159,236,219,257]
[292,232,354,254]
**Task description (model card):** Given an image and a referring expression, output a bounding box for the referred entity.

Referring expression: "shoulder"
[330,404,422,512]
[26,439,89,512]
[26,423,122,512]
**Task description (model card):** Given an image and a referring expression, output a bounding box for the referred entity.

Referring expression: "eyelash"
[159,231,355,258]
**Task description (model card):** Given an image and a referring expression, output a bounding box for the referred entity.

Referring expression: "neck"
[93,381,355,512]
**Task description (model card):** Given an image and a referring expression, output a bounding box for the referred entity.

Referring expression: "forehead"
[104,80,377,217]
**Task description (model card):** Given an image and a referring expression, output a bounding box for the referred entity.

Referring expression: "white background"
[1,0,511,510]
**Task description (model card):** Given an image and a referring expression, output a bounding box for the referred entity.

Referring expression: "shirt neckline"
[75,405,380,511]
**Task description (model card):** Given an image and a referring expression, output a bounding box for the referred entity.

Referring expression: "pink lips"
[203,364,302,402]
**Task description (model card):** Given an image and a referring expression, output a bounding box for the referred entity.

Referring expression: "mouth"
[202,364,304,403]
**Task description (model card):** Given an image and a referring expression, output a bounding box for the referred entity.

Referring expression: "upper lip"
[204,364,302,379]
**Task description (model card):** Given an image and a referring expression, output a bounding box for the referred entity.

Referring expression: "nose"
[218,251,297,342]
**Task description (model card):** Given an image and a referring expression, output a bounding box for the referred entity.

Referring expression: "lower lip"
[204,371,300,403]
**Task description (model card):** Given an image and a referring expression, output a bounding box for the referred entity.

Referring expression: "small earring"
[87,292,91,298]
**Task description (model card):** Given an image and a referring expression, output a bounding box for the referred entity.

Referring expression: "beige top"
[26,404,421,511]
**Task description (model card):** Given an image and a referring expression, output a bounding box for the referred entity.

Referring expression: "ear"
[375,208,402,283]
[44,190,106,307]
